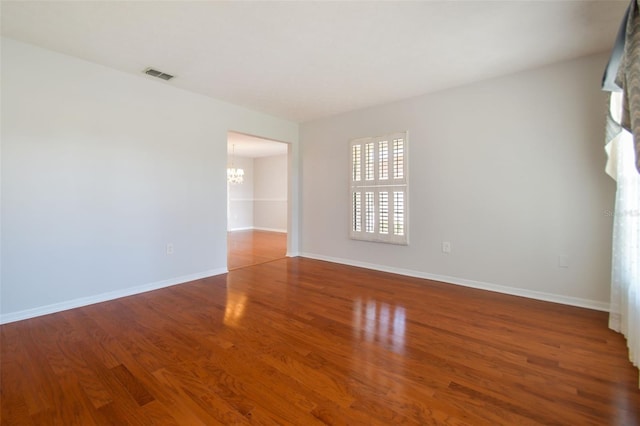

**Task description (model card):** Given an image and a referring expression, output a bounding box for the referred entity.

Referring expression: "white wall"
[1,38,299,322]
[254,154,288,232]
[227,156,254,231]
[300,53,616,310]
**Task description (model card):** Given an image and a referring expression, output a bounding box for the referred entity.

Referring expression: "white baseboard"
[253,227,287,233]
[228,227,287,233]
[0,268,228,325]
[5,254,607,325]
[299,252,610,312]
[228,226,253,232]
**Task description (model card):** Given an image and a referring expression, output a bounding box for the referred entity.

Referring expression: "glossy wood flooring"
[227,230,287,270]
[2,257,639,425]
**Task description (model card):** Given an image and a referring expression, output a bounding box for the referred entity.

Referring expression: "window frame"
[349,132,409,245]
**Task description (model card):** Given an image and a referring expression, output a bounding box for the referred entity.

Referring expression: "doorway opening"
[226,131,289,270]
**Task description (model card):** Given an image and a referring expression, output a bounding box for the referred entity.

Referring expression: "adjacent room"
[226,131,288,270]
[2,1,640,424]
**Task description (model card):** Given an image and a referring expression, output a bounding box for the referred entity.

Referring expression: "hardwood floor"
[2,257,639,425]
[227,230,287,270]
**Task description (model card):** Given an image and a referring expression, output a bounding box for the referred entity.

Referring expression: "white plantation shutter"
[350,132,408,245]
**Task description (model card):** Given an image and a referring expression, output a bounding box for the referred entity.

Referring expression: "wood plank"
[227,230,286,270]
[2,257,640,424]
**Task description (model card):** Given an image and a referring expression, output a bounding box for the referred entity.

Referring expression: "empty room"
[2,1,640,425]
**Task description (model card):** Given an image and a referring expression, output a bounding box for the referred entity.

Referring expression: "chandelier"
[227,167,244,184]
[227,144,244,184]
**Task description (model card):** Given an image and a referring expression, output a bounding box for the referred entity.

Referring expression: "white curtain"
[606,92,640,381]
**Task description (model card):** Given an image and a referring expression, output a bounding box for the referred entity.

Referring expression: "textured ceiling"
[1,1,628,123]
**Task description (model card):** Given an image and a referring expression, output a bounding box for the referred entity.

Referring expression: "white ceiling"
[1,1,627,124]
[227,132,287,158]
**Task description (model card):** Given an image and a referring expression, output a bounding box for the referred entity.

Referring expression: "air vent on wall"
[143,67,175,81]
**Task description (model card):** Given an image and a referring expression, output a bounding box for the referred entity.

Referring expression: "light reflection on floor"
[351,297,408,393]
[224,290,248,327]
[352,297,406,354]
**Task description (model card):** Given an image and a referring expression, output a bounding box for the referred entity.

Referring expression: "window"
[350,132,408,245]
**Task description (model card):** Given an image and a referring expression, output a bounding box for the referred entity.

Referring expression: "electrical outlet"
[166,243,174,255]
[442,241,451,254]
